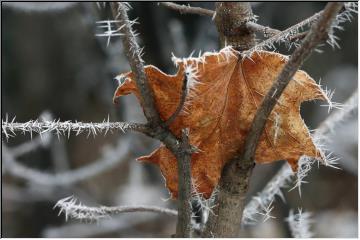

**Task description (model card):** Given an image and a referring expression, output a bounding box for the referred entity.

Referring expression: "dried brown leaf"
[113,48,326,198]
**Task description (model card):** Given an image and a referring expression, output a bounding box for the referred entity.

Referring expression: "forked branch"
[159,2,281,38]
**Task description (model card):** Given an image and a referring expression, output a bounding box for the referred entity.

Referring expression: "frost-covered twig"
[111,2,161,125]
[244,2,358,54]
[1,116,147,139]
[55,196,177,221]
[317,90,358,137]
[243,89,358,223]
[292,90,358,194]
[2,137,131,186]
[243,164,293,224]
[286,208,314,238]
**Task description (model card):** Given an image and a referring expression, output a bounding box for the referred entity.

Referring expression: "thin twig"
[55,196,178,221]
[111,3,161,126]
[159,2,214,17]
[1,117,147,139]
[165,74,188,127]
[245,2,357,54]
[289,31,308,42]
[246,22,281,38]
[244,9,324,54]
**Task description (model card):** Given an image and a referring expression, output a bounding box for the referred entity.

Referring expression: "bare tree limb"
[204,2,344,237]
[111,3,193,236]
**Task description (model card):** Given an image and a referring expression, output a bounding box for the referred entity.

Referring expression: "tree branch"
[111,3,161,127]
[111,3,192,236]
[160,2,282,39]
[55,196,177,221]
[159,2,214,17]
[1,117,147,139]
[204,2,344,237]
[244,3,357,54]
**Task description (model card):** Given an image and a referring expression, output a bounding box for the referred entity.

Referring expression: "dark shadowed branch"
[111,2,192,237]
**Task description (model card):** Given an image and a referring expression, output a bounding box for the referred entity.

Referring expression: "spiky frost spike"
[95,20,124,47]
[190,179,218,229]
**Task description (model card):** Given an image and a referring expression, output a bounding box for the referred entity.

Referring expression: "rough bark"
[214,2,256,50]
